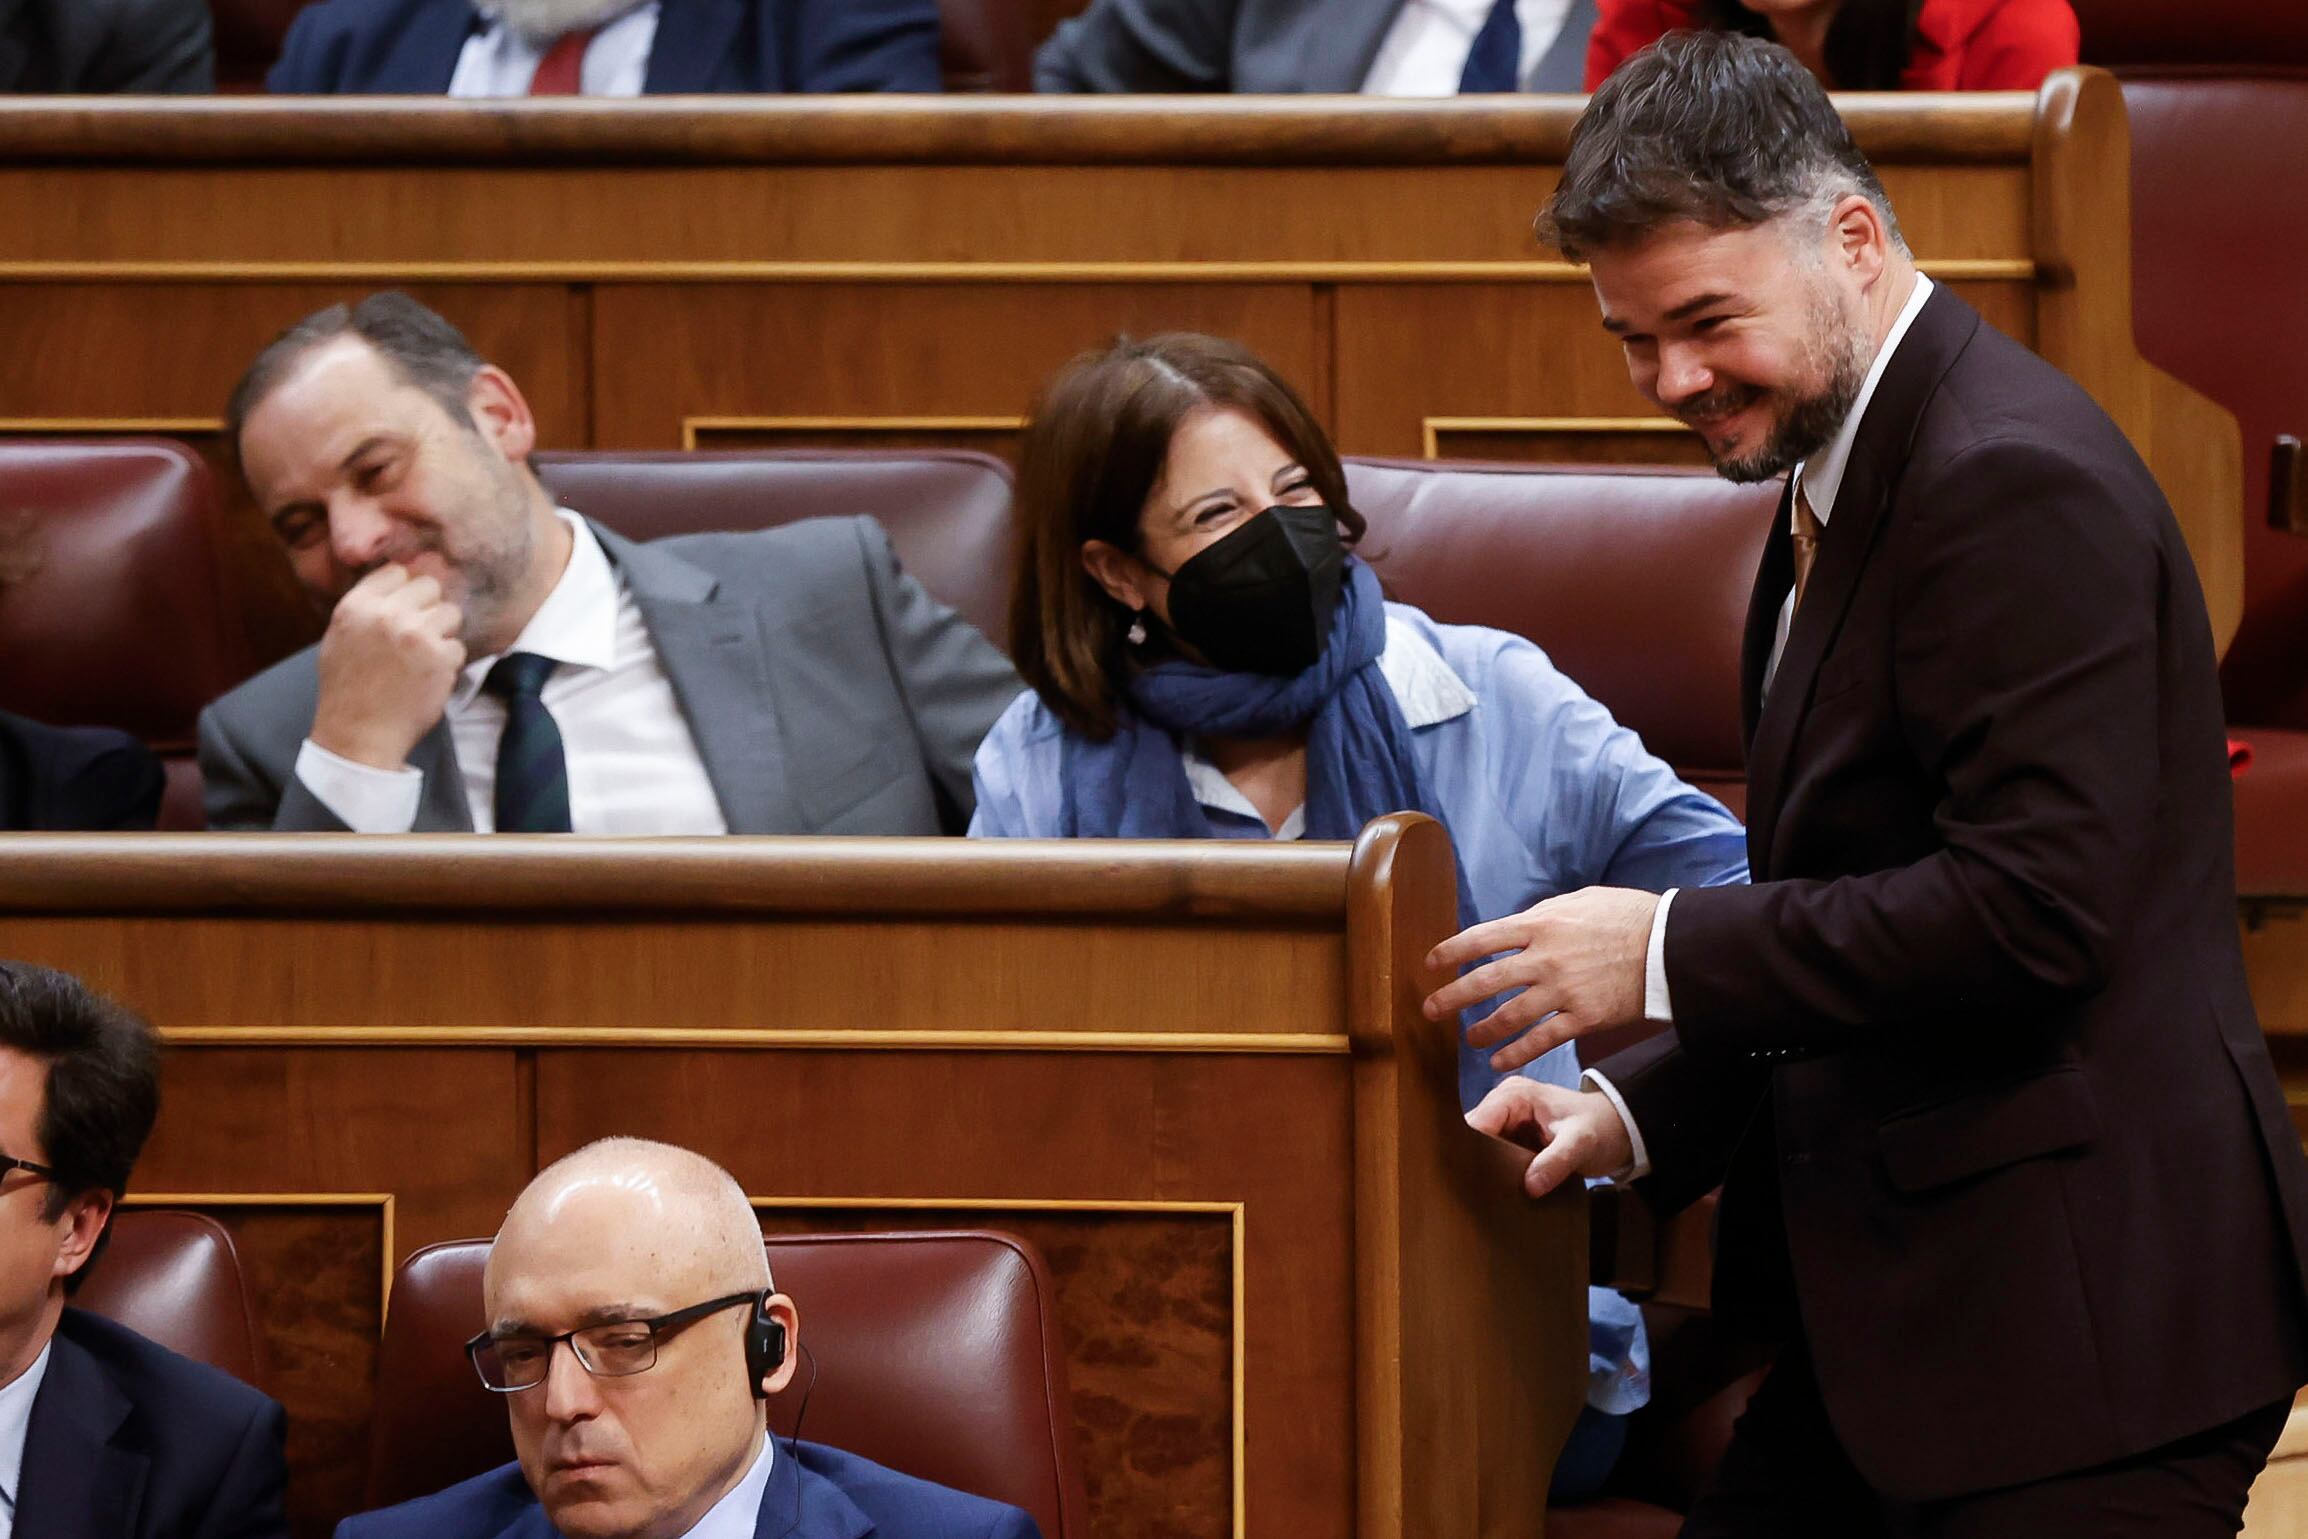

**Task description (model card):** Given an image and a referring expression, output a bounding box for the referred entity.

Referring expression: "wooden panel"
[688,418,1027,459]
[2245,907,2308,1034]
[593,285,1318,449]
[537,1047,1360,1539]
[756,1206,1235,1539]
[1425,419,1709,466]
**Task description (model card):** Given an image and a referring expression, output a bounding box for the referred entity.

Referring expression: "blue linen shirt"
[971,603,1751,1413]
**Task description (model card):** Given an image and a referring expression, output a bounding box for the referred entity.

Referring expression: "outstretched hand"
[1466,1077,1635,1198]
[1421,886,1660,1072]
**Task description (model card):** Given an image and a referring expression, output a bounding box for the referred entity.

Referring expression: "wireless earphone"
[743,1289,787,1399]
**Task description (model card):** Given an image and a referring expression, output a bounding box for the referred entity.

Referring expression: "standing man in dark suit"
[268,0,941,95]
[0,711,161,831]
[198,293,1020,835]
[1038,0,1597,93]
[0,0,213,92]
[1422,32,2308,1534]
[0,962,287,1539]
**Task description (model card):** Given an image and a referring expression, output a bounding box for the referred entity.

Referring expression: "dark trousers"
[1682,1347,2291,1539]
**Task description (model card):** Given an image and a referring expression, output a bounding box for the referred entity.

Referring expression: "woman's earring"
[1126,611,1148,646]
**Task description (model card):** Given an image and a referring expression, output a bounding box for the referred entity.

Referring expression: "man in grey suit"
[199,293,1021,835]
[0,0,213,91]
[1036,0,1596,94]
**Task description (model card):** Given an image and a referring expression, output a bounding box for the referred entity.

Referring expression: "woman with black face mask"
[972,331,1753,1501]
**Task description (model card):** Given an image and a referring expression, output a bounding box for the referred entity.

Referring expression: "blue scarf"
[1059,561,1474,917]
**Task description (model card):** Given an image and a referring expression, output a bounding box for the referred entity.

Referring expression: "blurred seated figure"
[268,0,942,94]
[1585,0,2078,89]
[0,962,288,1539]
[0,0,214,92]
[972,332,1752,1498]
[337,1137,1039,1539]
[1037,0,1600,93]
[0,711,162,831]
[198,293,1018,833]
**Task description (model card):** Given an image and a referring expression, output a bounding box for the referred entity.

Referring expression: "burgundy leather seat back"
[1345,458,1775,815]
[366,1230,1087,1538]
[74,1210,265,1389]
[940,0,1035,90]
[0,440,256,829]
[535,449,1016,650]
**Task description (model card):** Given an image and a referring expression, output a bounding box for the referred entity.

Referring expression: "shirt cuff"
[1580,1068,1653,1184]
[1643,887,1677,1025]
[294,739,424,833]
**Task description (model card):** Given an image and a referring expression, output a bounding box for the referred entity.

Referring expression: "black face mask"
[1148,504,1345,677]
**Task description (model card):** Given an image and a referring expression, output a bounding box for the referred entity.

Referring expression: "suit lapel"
[1740,284,1981,875]
[643,0,748,92]
[17,1330,145,1539]
[1300,0,1409,91]
[592,523,800,835]
[372,0,483,91]
[758,1443,874,1539]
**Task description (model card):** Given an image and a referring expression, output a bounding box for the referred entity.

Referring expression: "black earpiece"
[743,1289,786,1399]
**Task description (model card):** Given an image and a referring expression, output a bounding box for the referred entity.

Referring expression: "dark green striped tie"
[482,652,572,833]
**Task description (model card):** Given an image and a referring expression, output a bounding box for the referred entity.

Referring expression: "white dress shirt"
[448,3,661,97]
[681,1434,775,1539]
[0,1342,53,1539]
[1361,0,1578,94]
[294,510,729,835]
[1592,273,1937,1180]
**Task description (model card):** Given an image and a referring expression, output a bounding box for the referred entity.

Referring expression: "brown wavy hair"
[1008,333,1364,741]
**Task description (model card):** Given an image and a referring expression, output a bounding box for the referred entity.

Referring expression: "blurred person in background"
[1039,0,1600,94]
[269,0,941,94]
[0,0,213,92]
[1586,0,2078,90]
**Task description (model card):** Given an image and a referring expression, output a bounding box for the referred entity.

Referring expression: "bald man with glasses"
[338,1138,1039,1539]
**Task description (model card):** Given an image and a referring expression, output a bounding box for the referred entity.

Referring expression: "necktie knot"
[484,651,558,704]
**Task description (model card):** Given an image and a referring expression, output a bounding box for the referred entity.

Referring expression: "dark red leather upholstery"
[1346,458,1777,817]
[2075,0,2308,70]
[535,448,1016,649]
[2091,5,2308,892]
[75,1210,265,1389]
[212,0,312,91]
[2236,728,2308,901]
[0,440,259,830]
[365,1230,1087,1538]
[940,0,1035,90]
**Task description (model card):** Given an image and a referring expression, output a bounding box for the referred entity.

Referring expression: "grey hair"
[225,291,489,453]
[1538,30,1908,263]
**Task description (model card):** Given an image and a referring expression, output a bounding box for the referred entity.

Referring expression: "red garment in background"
[1583,0,2080,91]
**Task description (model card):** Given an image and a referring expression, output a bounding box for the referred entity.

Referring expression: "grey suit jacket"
[1035,0,1593,93]
[0,0,213,92]
[197,516,1023,835]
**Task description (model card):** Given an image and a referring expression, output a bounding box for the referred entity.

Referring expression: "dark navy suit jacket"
[335,1440,1042,1539]
[16,1308,288,1539]
[267,0,942,94]
[0,709,161,831]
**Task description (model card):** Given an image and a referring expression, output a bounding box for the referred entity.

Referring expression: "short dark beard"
[1709,283,1873,485]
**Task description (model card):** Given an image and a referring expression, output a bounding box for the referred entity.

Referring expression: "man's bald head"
[491,1138,770,1305]
[482,1139,794,1539]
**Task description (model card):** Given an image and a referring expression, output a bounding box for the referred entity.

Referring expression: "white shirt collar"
[451,509,622,710]
[1180,612,1475,835]
[676,1432,775,1539]
[1792,271,1935,526]
[0,1341,52,1517]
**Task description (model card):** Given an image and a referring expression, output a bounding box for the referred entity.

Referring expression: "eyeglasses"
[0,1154,57,1187]
[466,1291,761,1393]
